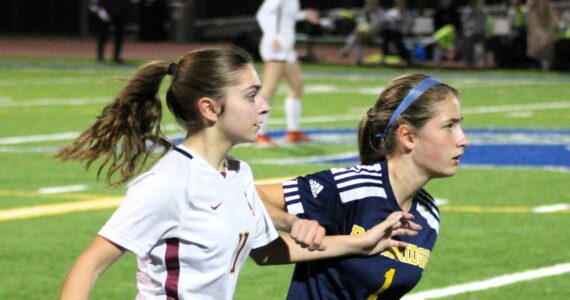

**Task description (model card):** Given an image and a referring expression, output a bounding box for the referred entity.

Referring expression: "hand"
[97,8,111,22]
[305,9,320,25]
[357,212,422,256]
[290,218,327,251]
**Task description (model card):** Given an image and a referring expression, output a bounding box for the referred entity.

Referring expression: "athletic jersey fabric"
[283,160,439,299]
[256,0,300,62]
[99,145,278,300]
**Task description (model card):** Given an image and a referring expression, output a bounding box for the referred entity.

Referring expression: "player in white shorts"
[255,0,320,146]
[58,46,421,300]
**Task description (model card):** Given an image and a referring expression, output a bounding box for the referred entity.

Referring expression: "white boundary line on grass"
[38,185,89,194]
[0,97,109,107]
[403,262,570,300]
[2,101,569,145]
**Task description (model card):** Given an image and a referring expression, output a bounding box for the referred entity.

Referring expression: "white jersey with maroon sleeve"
[98,145,278,300]
[256,0,300,62]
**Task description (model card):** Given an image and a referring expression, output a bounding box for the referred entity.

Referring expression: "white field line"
[1,101,568,146]
[38,185,89,194]
[0,132,81,145]
[0,125,183,146]
[403,263,570,300]
[0,97,109,107]
[532,203,570,213]
[0,78,98,86]
[462,101,570,114]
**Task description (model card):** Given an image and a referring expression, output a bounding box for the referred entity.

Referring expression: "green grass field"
[1,58,569,299]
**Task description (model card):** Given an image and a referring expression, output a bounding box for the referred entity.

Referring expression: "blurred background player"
[255,0,320,146]
[89,0,129,63]
[338,0,384,66]
[258,73,470,299]
[461,0,489,68]
[378,0,413,66]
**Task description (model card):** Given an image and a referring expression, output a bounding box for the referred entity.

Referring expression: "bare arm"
[60,236,125,300]
[257,183,326,251]
[250,211,421,265]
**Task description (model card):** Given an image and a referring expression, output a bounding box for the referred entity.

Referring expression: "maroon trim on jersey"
[165,238,180,300]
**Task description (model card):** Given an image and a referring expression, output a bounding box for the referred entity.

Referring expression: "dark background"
[0,0,563,36]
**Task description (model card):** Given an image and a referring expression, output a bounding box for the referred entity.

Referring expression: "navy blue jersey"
[283,161,439,299]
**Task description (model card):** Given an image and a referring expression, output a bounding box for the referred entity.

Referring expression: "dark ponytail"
[56,62,171,186]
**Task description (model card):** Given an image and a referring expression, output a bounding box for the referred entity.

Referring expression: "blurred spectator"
[553,9,570,71]
[139,0,168,41]
[432,0,463,66]
[461,0,489,68]
[89,0,130,63]
[526,0,559,70]
[379,0,413,66]
[338,0,384,65]
[505,0,528,67]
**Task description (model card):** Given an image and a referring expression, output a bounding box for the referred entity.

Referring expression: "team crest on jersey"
[309,179,323,198]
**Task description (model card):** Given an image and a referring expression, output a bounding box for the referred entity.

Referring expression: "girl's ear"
[197,97,221,122]
[395,123,416,152]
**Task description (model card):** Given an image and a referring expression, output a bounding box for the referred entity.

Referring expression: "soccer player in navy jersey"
[258,73,470,299]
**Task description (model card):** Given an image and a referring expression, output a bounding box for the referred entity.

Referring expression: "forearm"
[283,234,366,263]
[256,183,293,232]
[60,254,100,300]
[60,236,124,300]
[264,201,296,232]
[252,234,364,265]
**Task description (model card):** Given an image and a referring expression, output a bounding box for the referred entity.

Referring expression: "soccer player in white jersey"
[258,74,470,299]
[254,0,320,146]
[57,47,422,300]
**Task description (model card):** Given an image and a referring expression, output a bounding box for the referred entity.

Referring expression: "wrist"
[283,214,299,232]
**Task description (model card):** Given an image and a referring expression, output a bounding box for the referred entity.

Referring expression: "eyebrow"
[448,116,464,123]
[242,84,261,95]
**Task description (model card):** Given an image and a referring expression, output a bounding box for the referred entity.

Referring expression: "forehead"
[430,93,461,119]
[230,64,259,87]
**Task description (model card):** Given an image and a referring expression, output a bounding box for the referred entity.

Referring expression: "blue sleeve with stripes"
[283,170,342,229]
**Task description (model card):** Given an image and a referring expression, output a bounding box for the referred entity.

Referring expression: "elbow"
[249,248,271,266]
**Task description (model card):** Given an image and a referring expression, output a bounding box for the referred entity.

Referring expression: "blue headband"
[375,77,442,139]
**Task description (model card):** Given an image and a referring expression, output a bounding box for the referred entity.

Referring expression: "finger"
[290,221,299,240]
[303,226,317,251]
[311,226,326,251]
[403,221,422,231]
[391,228,419,237]
[400,212,415,220]
[293,222,309,245]
[388,239,409,249]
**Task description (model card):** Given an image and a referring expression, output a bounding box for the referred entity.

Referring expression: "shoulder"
[329,163,387,203]
[415,188,440,233]
[131,148,194,192]
[416,188,438,213]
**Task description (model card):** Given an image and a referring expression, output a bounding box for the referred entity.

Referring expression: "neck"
[181,129,232,172]
[387,155,429,211]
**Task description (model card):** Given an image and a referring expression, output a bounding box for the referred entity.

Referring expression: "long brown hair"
[56,46,253,186]
[357,73,458,165]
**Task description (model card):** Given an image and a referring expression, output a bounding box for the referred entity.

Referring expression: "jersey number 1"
[367,268,396,300]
